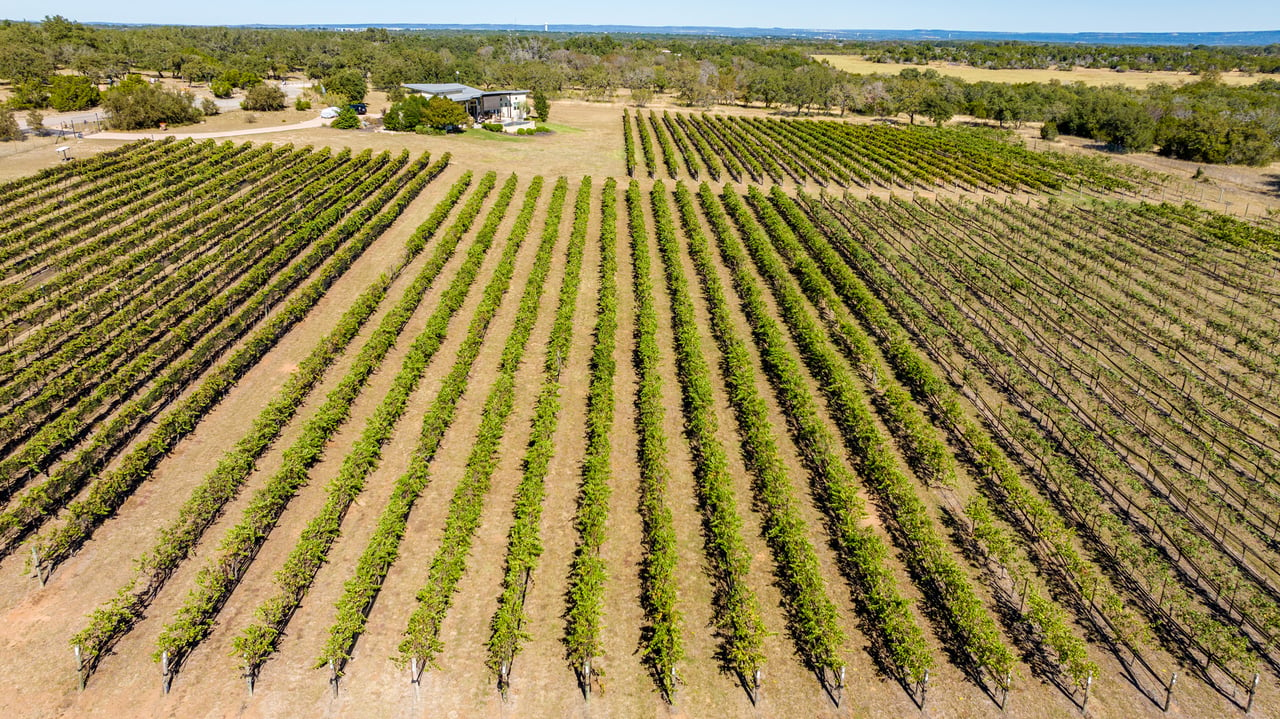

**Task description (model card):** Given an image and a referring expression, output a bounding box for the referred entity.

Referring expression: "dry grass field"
[814,54,1264,88]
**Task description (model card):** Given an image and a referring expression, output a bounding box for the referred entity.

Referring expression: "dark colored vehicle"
[349,103,367,115]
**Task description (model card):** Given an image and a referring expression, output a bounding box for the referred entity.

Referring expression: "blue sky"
[4,0,1277,33]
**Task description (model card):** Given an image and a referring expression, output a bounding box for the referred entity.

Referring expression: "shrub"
[217,69,261,90]
[383,95,429,131]
[25,109,44,136]
[241,83,286,111]
[8,80,50,109]
[200,98,219,116]
[1040,120,1059,141]
[331,105,361,129]
[102,74,201,130]
[481,122,503,132]
[294,98,311,111]
[210,80,234,99]
[48,75,99,112]
[0,108,22,141]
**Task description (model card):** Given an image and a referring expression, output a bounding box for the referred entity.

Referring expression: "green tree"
[324,68,366,103]
[921,89,956,126]
[581,63,615,100]
[331,105,360,129]
[101,74,201,130]
[382,94,429,131]
[784,64,837,115]
[421,95,470,130]
[25,109,44,135]
[218,69,261,89]
[182,59,217,86]
[8,80,51,109]
[0,107,22,141]
[746,66,788,108]
[49,75,100,111]
[210,80,233,98]
[531,90,549,121]
[989,86,1026,128]
[240,83,286,111]
[0,44,53,85]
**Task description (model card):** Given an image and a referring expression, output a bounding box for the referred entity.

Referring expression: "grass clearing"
[814,54,1263,88]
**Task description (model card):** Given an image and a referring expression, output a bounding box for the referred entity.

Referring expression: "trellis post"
[74,645,85,691]
[1164,672,1177,712]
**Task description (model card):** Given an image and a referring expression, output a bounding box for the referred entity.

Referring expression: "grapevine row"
[315,174,541,676]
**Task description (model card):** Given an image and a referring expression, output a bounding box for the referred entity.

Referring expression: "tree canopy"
[0,17,1276,164]
[101,74,202,130]
[420,95,471,130]
[240,83,286,111]
[324,69,367,104]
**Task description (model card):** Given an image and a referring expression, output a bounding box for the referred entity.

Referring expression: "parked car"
[349,103,367,115]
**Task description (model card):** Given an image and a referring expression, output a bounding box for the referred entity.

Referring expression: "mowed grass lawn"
[814,54,1262,88]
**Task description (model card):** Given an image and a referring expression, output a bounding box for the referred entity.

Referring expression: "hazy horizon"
[6,0,1279,35]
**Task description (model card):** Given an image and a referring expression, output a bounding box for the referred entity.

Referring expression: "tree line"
[1,17,1276,164]
[818,40,1280,74]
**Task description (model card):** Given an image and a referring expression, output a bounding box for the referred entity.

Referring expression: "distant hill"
[209,24,1280,46]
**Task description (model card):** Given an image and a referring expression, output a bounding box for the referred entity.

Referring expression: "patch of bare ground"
[0,135,133,184]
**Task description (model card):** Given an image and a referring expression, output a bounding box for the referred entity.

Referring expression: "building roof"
[402,83,530,101]
[402,83,484,101]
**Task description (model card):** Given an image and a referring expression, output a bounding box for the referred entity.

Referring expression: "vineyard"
[621,109,1150,194]
[1,119,1279,719]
